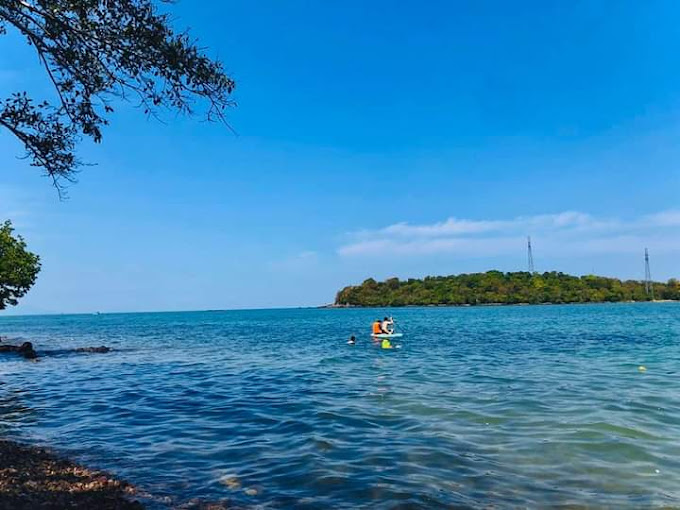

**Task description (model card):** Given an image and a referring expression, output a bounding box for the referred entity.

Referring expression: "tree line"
[335,271,680,307]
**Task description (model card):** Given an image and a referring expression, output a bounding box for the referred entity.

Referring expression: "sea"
[1,303,679,509]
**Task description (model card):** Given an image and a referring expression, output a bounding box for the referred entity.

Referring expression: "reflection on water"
[1,303,679,508]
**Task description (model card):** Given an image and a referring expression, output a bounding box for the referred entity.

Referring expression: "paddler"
[381,316,394,334]
[372,319,383,336]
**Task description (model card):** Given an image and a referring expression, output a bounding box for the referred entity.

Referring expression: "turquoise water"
[1,303,679,508]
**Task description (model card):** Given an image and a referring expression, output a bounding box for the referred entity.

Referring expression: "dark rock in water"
[0,341,37,359]
[0,344,111,358]
[75,346,111,353]
[19,342,37,359]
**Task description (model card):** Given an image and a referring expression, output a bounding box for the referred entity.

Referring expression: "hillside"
[335,271,680,307]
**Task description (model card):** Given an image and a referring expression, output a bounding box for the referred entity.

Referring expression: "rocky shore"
[0,339,233,509]
[0,440,143,509]
[0,439,238,509]
[0,337,142,508]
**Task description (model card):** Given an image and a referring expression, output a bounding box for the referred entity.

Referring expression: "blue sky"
[1,0,679,313]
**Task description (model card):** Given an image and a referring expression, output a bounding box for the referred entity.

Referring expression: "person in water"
[381,317,394,334]
[348,335,356,345]
[381,338,393,349]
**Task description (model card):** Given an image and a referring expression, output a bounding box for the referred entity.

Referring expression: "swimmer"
[348,335,356,345]
[381,338,393,349]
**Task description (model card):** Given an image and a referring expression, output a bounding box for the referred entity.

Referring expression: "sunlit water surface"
[1,304,679,508]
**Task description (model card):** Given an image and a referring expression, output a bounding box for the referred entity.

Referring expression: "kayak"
[371,333,403,339]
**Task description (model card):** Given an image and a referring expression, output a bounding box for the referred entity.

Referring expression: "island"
[334,271,680,307]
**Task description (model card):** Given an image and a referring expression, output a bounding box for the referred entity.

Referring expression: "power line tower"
[644,248,654,300]
[527,236,535,273]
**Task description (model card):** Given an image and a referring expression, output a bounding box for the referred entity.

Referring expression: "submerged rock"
[0,341,37,359]
[75,346,112,353]
[218,475,241,490]
[0,343,112,359]
[178,498,230,509]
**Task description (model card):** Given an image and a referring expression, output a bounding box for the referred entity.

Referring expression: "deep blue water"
[1,303,679,509]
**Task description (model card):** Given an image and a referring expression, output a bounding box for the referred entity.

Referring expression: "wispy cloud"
[644,210,680,227]
[338,210,680,257]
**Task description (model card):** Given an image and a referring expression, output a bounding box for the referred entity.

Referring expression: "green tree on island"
[0,220,40,310]
[336,271,680,307]
[0,0,236,196]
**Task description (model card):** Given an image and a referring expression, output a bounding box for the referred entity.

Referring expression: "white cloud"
[644,210,680,227]
[378,218,508,237]
[338,210,680,257]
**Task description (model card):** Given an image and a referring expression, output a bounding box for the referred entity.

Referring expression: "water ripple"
[1,303,679,508]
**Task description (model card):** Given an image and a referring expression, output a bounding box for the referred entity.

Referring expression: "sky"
[1,0,679,314]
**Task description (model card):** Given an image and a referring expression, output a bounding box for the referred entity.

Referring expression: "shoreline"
[0,438,235,509]
[1,300,676,318]
[0,439,143,509]
[319,299,680,309]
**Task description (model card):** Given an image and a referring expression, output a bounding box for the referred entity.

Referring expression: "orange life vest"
[372,321,382,334]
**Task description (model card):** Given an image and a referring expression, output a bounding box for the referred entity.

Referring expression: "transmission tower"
[644,248,654,299]
[527,236,535,273]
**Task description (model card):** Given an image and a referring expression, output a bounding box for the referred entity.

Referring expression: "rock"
[0,341,38,359]
[0,344,112,359]
[75,346,111,353]
[218,475,241,490]
[19,342,38,359]
[179,498,230,509]
[0,440,143,509]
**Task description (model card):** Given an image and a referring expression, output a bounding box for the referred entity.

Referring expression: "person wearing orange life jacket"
[372,319,383,336]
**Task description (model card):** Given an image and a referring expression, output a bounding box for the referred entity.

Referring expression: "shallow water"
[1,303,679,508]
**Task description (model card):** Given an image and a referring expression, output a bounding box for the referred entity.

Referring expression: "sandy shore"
[0,440,143,510]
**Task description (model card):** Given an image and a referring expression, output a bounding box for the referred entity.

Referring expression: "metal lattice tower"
[644,248,654,299]
[527,236,535,273]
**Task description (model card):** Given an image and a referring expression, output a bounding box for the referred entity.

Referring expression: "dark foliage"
[0,0,235,195]
[0,220,41,310]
